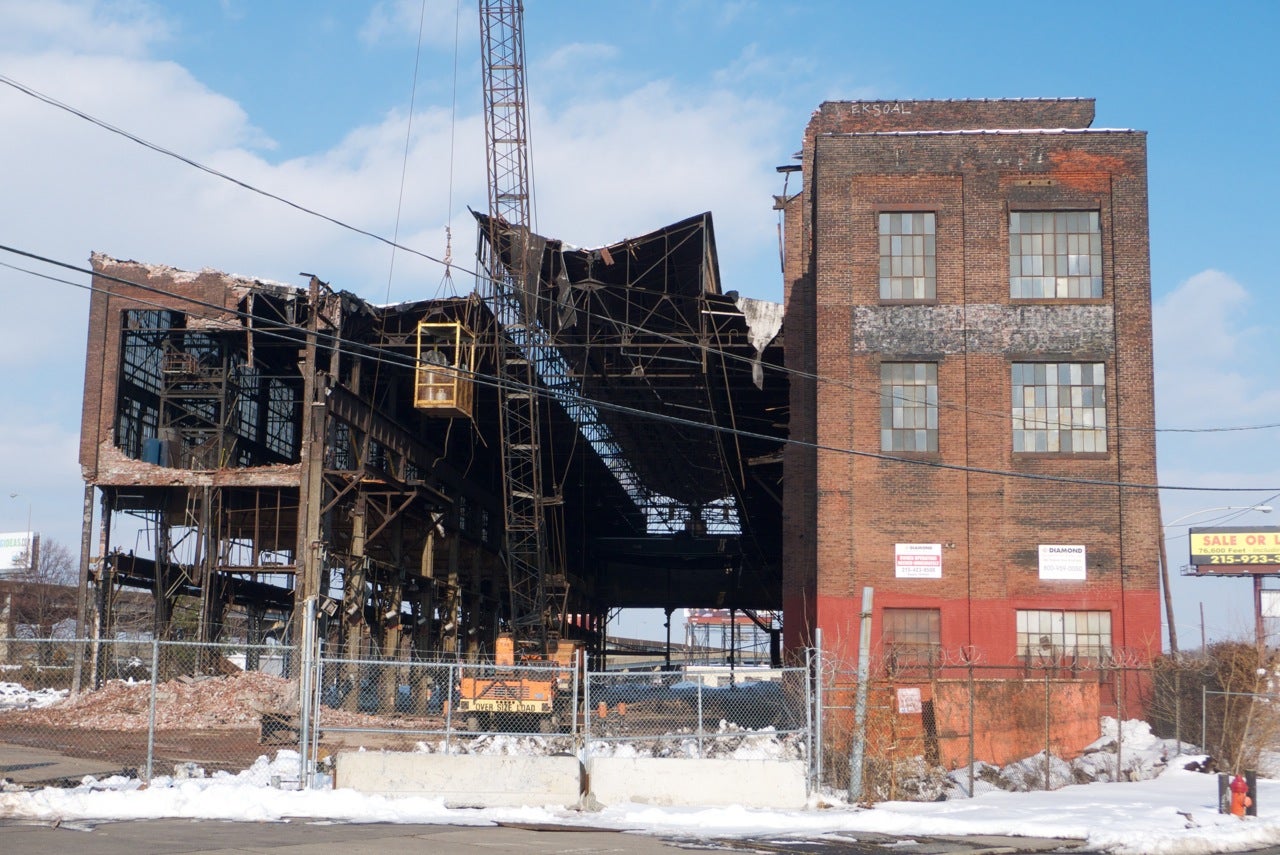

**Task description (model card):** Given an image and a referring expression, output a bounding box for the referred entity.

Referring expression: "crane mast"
[478,0,562,653]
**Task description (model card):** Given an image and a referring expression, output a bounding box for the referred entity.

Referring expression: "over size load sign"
[1189,526,1280,575]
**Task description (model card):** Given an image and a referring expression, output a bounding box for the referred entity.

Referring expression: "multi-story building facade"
[780,99,1161,680]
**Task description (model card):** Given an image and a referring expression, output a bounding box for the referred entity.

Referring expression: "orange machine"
[457,633,580,730]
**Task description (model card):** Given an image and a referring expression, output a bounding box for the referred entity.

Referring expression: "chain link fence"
[10,635,1255,803]
[1,638,813,789]
[583,661,812,767]
[0,637,300,782]
[817,646,1174,802]
[309,654,580,760]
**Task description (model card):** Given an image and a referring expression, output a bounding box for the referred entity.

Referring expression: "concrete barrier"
[586,757,807,809]
[333,751,583,808]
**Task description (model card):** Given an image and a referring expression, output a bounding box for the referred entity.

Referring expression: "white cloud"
[1153,268,1280,428]
[541,41,618,73]
[359,0,476,50]
[0,0,797,555]
[712,43,816,89]
[532,81,785,295]
[0,0,171,57]
[1152,269,1280,647]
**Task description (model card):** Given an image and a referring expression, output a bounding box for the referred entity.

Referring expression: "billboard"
[1189,526,1280,573]
[0,531,34,578]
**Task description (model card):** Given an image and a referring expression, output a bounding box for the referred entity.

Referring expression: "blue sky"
[2,0,1278,645]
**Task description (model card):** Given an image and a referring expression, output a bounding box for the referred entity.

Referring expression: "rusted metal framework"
[77,206,786,673]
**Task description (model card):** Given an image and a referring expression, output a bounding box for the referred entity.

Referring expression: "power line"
[0,72,467,283]
[2,73,1269,440]
[3,71,1273,439]
[4,244,1280,496]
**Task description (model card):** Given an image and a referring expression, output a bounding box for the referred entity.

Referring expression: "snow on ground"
[0,681,67,711]
[3,684,1280,854]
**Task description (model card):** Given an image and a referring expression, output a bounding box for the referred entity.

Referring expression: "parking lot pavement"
[0,818,1100,855]
[0,743,127,786]
[0,819,691,854]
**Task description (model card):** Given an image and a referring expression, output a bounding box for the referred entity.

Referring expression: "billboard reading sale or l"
[1189,526,1280,574]
[0,531,34,578]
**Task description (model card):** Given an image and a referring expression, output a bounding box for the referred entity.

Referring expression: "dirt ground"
[0,671,451,780]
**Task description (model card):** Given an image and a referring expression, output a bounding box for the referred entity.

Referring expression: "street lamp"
[1163,505,1273,527]
[6,492,34,574]
[1163,504,1274,656]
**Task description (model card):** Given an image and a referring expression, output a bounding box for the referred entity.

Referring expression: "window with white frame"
[1009,210,1102,298]
[881,362,938,452]
[879,212,936,299]
[1016,609,1111,659]
[1012,362,1106,453]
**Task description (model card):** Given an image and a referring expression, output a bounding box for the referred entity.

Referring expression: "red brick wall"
[781,100,1161,692]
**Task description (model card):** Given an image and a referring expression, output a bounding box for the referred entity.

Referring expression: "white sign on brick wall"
[1038,544,1087,580]
[895,542,942,578]
[897,687,923,715]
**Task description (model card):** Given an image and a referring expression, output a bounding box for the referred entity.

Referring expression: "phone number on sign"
[1200,553,1280,565]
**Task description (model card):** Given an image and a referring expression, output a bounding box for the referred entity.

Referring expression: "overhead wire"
[384,0,430,302]
[437,0,465,299]
[1,70,1273,439]
[0,72,469,285]
[3,244,1280,497]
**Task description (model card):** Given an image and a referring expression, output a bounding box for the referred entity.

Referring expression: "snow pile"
[5,748,1280,855]
[995,717,1184,793]
[1071,717,1184,783]
[880,716,1187,803]
[586,726,806,761]
[0,681,67,711]
[8,678,1280,855]
[406,734,576,756]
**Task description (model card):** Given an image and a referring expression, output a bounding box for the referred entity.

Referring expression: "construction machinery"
[450,0,580,729]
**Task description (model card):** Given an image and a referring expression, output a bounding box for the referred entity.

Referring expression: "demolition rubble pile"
[3,671,298,731]
[2,672,445,733]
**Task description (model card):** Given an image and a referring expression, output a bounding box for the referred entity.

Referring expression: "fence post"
[1116,666,1124,781]
[849,586,874,803]
[571,648,581,744]
[806,645,817,793]
[145,638,159,783]
[581,651,591,757]
[298,598,317,788]
[967,654,975,798]
[1043,667,1051,791]
[444,661,455,755]
[814,629,823,792]
[1175,668,1183,753]
[696,680,704,757]
[309,653,325,784]
[1202,685,1207,755]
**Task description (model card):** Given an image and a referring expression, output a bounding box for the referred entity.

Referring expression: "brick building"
[780,99,1162,681]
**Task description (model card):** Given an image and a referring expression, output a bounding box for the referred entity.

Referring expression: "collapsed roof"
[476,211,787,609]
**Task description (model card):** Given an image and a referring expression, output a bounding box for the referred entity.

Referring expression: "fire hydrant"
[1230,774,1253,817]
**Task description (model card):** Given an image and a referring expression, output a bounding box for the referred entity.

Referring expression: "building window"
[883,608,941,667]
[1009,211,1102,298]
[879,212,936,299]
[1017,609,1111,659]
[881,363,938,452]
[1012,362,1106,453]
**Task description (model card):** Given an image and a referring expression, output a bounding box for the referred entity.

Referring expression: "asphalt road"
[0,818,1100,855]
